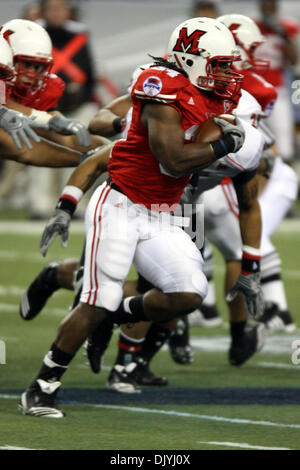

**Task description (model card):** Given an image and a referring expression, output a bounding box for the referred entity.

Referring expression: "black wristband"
[211,134,236,159]
[241,253,260,275]
[56,197,77,216]
[112,117,124,134]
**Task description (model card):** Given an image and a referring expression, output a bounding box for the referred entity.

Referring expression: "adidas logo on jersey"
[188,97,195,105]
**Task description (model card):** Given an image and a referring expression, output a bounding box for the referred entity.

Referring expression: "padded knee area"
[97,279,124,312]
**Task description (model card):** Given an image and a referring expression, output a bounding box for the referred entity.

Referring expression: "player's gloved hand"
[40,208,71,257]
[212,116,245,156]
[0,106,41,150]
[226,272,264,320]
[48,115,92,147]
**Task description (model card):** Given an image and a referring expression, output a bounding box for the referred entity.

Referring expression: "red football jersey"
[238,68,277,116]
[255,18,300,87]
[8,73,65,111]
[108,66,238,210]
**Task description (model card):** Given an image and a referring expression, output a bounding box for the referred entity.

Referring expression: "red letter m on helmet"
[173,27,207,56]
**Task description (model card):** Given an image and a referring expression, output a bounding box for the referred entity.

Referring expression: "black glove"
[0,106,41,150]
[48,115,92,147]
[211,117,245,158]
[40,208,71,257]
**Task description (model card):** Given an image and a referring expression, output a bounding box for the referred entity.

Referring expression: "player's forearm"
[173,144,217,175]
[89,109,121,136]
[5,99,33,116]
[21,140,81,167]
[89,94,131,136]
[36,130,110,153]
[151,139,216,177]
[65,144,111,193]
[239,199,262,249]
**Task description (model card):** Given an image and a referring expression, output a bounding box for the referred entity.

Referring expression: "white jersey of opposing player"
[192,89,264,199]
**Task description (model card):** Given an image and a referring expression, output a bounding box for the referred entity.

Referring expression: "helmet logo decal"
[2,29,14,45]
[142,76,162,97]
[173,27,207,56]
[228,23,242,47]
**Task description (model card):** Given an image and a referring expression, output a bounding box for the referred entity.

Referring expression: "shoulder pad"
[127,63,153,93]
[132,66,188,104]
[45,75,66,94]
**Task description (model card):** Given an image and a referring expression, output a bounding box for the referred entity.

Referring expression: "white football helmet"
[217,14,268,71]
[1,19,53,98]
[167,17,243,99]
[0,36,14,81]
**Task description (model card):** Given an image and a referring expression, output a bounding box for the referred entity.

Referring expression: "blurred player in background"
[197,14,298,334]
[255,0,299,164]
[191,0,219,19]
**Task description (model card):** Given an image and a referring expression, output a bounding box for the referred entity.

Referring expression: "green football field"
[0,219,299,451]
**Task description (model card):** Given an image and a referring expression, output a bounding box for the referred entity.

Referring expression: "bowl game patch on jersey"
[142,76,163,97]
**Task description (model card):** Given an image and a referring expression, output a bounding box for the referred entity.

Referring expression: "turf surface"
[0,222,299,450]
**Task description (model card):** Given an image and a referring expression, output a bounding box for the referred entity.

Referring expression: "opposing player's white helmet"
[1,19,53,96]
[217,14,267,71]
[167,17,243,99]
[0,36,14,81]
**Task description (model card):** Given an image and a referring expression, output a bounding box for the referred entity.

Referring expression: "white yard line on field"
[0,219,299,235]
[257,361,300,370]
[0,220,85,234]
[0,445,41,450]
[90,404,300,430]
[0,395,299,431]
[0,251,44,262]
[0,302,66,317]
[1,301,300,354]
[198,441,290,450]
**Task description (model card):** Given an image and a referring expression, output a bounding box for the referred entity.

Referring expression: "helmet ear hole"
[186,59,194,67]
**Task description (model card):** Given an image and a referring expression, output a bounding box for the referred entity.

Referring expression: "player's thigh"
[133,226,208,298]
[82,183,139,310]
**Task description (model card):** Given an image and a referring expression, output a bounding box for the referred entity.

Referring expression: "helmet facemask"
[13,55,53,99]
[202,55,243,98]
[0,36,15,81]
[247,44,269,73]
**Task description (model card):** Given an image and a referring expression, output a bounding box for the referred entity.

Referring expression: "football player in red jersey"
[0,18,108,218]
[0,35,41,151]
[0,33,84,166]
[1,19,107,152]
[19,17,262,417]
[17,19,273,391]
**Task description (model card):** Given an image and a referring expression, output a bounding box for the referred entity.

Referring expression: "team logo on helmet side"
[142,76,162,97]
[173,28,207,56]
[228,24,243,47]
[1,29,14,43]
